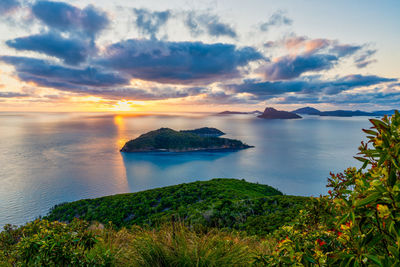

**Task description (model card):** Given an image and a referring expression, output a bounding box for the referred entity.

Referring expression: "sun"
[110,100,135,112]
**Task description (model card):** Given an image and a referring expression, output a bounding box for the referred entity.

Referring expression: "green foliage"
[180,127,225,136]
[0,220,272,266]
[120,128,251,151]
[47,178,307,236]
[262,111,400,266]
[0,219,113,266]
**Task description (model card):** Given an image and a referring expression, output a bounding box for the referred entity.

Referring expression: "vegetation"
[260,111,400,265]
[258,107,302,119]
[0,219,275,266]
[1,112,399,266]
[120,128,252,152]
[47,178,308,235]
[180,127,225,136]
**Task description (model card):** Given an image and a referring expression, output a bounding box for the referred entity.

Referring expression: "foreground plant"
[262,111,400,266]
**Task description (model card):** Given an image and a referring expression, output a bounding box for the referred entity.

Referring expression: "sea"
[0,112,373,228]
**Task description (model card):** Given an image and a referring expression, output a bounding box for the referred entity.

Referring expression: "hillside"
[120,128,252,152]
[180,127,225,137]
[292,106,398,117]
[47,178,308,235]
[258,107,302,119]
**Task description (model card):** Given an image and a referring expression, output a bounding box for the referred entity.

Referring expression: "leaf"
[388,246,399,258]
[363,129,378,136]
[355,192,382,207]
[365,254,382,266]
[369,119,389,131]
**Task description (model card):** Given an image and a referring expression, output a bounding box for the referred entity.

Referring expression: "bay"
[0,112,371,227]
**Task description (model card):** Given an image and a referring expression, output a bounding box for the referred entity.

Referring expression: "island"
[217,110,262,115]
[180,127,225,137]
[120,127,253,152]
[258,107,302,119]
[292,106,397,117]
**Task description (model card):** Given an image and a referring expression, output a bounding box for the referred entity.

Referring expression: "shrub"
[261,111,400,266]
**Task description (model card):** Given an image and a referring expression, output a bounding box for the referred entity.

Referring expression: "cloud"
[0,0,19,15]
[259,10,292,32]
[133,8,170,39]
[225,74,397,100]
[98,39,263,84]
[329,44,362,57]
[31,1,109,38]
[0,56,207,100]
[354,49,377,68]
[261,54,338,81]
[276,90,400,105]
[0,92,29,98]
[6,32,93,65]
[259,36,366,80]
[0,56,129,88]
[79,86,205,100]
[282,36,362,56]
[185,11,237,38]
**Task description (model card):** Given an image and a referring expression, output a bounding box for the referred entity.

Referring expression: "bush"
[262,111,400,265]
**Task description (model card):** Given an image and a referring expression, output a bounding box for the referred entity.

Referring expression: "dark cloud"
[6,32,93,65]
[261,54,338,81]
[133,8,170,39]
[0,92,29,98]
[98,39,263,84]
[260,10,292,32]
[0,56,206,100]
[0,0,19,15]
[354,49,377,68]
[0,56,129,88]
[259,36,365,80]
[329,44,362,57]
[31,1,109,38]
[276,90,400,105]
[226,74,397,100]
[79,86,205,101]
[185,11,237,38]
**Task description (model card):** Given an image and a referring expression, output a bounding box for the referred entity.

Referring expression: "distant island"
[120,128,253,152]
[180,127,225,137]
[217,110,262,115]
[292,106,397,117]
[258,107,302,119]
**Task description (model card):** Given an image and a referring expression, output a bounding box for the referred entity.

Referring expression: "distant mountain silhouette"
[217,110,262,115]
[292,107,397,117]
[292,107,321,115]
[258,107,302,119]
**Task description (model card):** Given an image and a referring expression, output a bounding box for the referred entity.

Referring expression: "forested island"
[180,127,225,137]
[120,127,252,152]
[258,107,302,119]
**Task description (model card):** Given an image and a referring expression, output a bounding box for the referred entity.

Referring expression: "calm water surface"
[0,112,372,227]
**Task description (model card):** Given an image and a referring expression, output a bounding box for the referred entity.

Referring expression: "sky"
[0,0,399,112]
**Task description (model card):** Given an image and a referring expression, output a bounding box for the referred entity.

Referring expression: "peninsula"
[120,128,253,152]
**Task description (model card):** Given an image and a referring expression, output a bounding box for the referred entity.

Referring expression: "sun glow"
[109,100,148,112]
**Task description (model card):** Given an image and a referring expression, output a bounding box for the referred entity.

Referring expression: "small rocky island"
[258,107,302,119]
[120,127,253,152]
